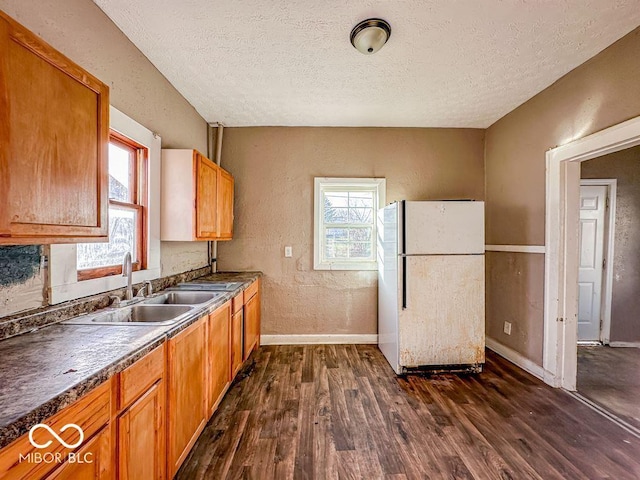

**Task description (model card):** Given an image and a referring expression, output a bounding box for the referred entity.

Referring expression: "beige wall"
[485,27,640,363]
[218,127,485,336]
[0,0,209,317]
[581,147,640,343]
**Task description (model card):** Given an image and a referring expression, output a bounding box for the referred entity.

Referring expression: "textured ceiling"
[93,0,640,128]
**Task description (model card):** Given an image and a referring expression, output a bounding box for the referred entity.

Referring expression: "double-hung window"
[77,131,148,280]
[314,178,386,270]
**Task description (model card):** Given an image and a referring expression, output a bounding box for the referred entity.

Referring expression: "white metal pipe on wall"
[207,123,224,274]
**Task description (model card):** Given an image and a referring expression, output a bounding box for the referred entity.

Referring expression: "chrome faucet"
[122,252,133,300]
[136,280,153,298]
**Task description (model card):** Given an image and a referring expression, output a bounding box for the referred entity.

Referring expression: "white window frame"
[313,177,386,271]
[48,106,162,304]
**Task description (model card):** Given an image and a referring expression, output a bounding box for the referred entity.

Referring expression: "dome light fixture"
[350,18,391,55]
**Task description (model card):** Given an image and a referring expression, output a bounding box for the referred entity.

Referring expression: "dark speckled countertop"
[0,271,261,449]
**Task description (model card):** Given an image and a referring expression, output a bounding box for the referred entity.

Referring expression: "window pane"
[348,192,373,208]
[109,143,131,202]
[325,242,348,259]
[324,192,349,208]
[349,228,372,241]
[349,208,373,224]
[77,206,137,270]
[326,228,349,241]
[325,206,348,223]
[349,242,372,258]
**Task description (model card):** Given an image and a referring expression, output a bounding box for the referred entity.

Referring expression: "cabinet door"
[195,153,218,239]
[0,12,109,244]
[217,168,234,240]
[167,317,207,477]
[47,426,111,480]
[231,309,244,378]
[244,292,260,361]
[208,303,231,415]
[118,381,165,480]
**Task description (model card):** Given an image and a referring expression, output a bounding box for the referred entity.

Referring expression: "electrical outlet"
[284,246,292,258]
[503,321,512,335]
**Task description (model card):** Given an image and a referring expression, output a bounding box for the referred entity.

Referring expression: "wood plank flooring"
[578,345,640,430]
[177,346,640,479]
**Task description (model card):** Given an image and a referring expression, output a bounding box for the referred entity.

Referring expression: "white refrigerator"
[377,201,485,374]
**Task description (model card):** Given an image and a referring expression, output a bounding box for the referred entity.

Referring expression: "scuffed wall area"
[218,127,485,336]
[485,252,545,364]
[581,146,640,342]
[0,0,209,318]
[484,27,640,364]
[0,246,46,317]
[161,242,209,277]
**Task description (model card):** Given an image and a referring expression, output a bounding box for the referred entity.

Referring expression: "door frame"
[544,115,640,391]
[579,179,617,345]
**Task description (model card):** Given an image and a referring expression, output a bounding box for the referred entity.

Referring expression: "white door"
[577,185,607,341]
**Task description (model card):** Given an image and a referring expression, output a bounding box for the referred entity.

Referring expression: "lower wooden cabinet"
[117,345,166,480]
[47,426,112,480]
[243,280,261,361]
[231,292,244,378]
[207,302,231,416]
[0,281,261,480]
[0,379,112,480]
[167,316,207,478]
[117,381,165,480]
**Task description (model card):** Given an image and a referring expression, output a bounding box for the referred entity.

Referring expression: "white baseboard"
[485,336,545,380]
[609,342,640,348]
[260,334,378,345]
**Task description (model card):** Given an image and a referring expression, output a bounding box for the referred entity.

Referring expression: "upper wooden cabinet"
[161,149,234,241]
[217,168,234,240]
[0,11,109,244]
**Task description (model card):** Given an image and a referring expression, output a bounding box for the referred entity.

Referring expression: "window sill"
[313,261,378,271]
[50,267,161,304]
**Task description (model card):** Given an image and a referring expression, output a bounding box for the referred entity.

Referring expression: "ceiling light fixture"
[350,18,391,55]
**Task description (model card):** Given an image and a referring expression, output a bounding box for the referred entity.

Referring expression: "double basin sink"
[63,285,236,326]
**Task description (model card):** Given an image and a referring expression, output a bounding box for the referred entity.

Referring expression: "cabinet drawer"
[119,344,165,411]
[0,379,112,480]
[232,292,244,314]
[47,425,111,480]
[244,279,259,303]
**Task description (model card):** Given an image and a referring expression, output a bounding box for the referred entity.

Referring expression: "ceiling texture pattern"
[93,0,640,128]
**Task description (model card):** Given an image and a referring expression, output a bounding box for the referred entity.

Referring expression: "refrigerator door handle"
[402,256,407,310]
[401,200,407,310]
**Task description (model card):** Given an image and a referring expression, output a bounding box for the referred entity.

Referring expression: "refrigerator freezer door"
[377,204,401,373]
[403,201,484,255]
[398,254,485,368]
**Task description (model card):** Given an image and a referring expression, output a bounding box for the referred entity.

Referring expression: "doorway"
[543,115,640,391]
[577,180,616,344]
[575,150,640,433]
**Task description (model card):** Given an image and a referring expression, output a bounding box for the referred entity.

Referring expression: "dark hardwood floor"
[578,345,640,430]
[177,345,640,479]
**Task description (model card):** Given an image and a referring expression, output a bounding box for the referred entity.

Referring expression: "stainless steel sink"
[142,291,223,305]
[62,304,194,326]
